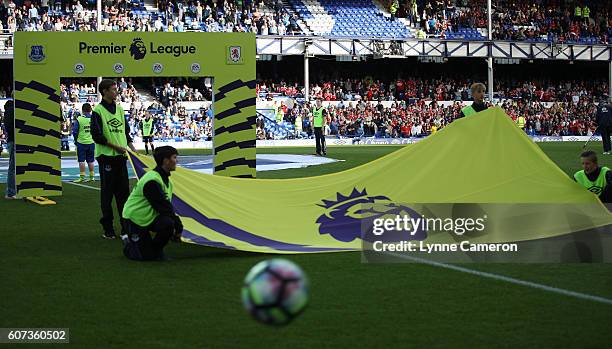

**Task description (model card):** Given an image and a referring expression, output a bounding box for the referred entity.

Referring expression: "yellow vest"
[276,108,283,123]
[574,167,609,196]
[93,103,127,157]
[574,6,582,17]
[313,107,324,127]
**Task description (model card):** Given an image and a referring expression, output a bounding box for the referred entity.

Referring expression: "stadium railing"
[257,110,300,139]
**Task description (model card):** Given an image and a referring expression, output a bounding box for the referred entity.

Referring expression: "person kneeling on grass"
[122,146,183,261]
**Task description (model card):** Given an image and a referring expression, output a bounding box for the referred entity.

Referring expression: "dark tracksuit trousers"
[97,155,130,234]
[596,103,612,152]
[123,215,174,261]
[602,127,612,153]
[314,127,326,155]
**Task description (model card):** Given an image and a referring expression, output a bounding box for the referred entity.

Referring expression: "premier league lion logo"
[130,38,146,60]
[316,188,425,242]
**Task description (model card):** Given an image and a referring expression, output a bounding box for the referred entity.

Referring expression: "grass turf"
[1,143,611,348]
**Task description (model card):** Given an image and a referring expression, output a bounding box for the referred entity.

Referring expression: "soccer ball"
[241,259,309,325]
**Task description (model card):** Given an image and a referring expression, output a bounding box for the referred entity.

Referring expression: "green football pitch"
[1,143,611,348]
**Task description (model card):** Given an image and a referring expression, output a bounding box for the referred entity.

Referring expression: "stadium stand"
[0,0,608,42]
[0,1,609,145]
[263,98,598,139]
[286,0,413,38]
[0,64,605,144]
[0,0,303,35]
[51,76,213,146]
[256,77,609,103]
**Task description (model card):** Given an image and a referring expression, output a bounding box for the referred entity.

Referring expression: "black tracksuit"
[314,109,327,155]
[596,104,612,152]
[91,100,133,235]
[123,166,183,261]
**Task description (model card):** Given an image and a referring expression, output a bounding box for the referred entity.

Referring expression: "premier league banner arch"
[128,108,612,257]
[13,32,256,197]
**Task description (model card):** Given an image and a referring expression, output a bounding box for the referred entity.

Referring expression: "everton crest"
[28,45,46,63]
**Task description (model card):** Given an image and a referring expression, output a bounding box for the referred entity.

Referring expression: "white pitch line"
[389,253,612,305]
[65,181,100,191]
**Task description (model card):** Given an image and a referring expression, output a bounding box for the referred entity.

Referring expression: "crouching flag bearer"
[574,150,612,203]
[122,146,183,261]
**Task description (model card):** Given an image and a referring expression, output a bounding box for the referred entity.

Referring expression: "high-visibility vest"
[93,103,127,157]
[276,107,283,123]
[76,115,94,145]
[461,105,477,117]
[313,107,324,127]
[582,6,590,18]
[390,2,398,14]
[574,6,582,17]
[142,118,154,137]
[517,116,526,129]
[123,170,173,227]
[574,167,609,196]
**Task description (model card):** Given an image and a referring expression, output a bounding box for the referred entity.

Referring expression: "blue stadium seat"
[293,0,413,38]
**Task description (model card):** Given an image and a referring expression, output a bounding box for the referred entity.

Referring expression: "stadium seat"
[289,0,413,38]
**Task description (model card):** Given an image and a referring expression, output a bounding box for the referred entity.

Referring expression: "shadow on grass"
[165,243,261,260]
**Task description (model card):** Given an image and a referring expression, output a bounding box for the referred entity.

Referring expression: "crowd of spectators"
[503,98,596,137]
[0,0,98,32]
[59,77,138,103]
[412,0,610,43]
[151,78,212,107]
[58,99,214,143]
[257,77,609,103]
[489,0,610,43]
[60,81,97,103]
[0,0,301,35]
[2,73,606,144]
[157,0,301,34]
[56,77,214,143]
[1,0,609,43]
[258,97,598,140]
[126,100,214,141]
